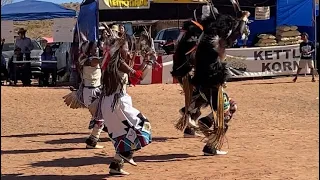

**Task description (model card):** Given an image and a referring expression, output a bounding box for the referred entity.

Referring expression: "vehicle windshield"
[2,41,42,51]
[163,28,180,41]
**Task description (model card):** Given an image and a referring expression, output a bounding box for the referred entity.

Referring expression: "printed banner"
[224,44,310,78]
[99,0,150,9]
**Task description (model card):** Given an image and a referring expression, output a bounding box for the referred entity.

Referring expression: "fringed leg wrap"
[198,114,215,138]
[206,86,226,151]
[175,75,193,131]
[176,102,201,131]
[175,113,191,131]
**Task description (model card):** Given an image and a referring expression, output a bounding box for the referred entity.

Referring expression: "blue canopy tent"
[1,0,76,21]
[276,0,317,43]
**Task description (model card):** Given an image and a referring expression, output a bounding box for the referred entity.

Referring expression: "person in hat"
[293,32,316,82]
[111,25,120,38]
[15,28,33,85]
[15,28,34,60]
[118,24,133,53]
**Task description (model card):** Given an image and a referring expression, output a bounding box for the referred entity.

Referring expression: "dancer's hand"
[133,70,143,80]
[129,70,143,86]
[242,11,250,18]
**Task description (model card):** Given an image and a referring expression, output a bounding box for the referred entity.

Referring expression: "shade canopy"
[1,0,76,21]
[277,0,313,26]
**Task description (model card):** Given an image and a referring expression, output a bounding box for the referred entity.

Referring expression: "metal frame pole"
[313,0,317,73]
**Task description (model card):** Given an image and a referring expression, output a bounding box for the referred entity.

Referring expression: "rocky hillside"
[12,2,80,39]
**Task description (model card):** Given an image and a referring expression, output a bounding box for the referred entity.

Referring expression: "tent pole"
[314,0,317,72]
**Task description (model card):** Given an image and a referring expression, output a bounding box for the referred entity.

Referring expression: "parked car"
[2,40,43,79]
[154,27,180,54]
[55,42,71,77]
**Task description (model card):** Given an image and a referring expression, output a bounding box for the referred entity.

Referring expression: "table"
[11,61,57,84]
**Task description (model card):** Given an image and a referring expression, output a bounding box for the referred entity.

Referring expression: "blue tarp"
[1,0,76,21]
[277,0,313,26]
[75,0,98,42]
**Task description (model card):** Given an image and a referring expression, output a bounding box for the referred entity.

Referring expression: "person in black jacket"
[1,38,8,84]
[293,32,316,82]
[0,38,4,53]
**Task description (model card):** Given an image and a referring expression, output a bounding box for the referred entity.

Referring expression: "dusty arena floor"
[1,77,319,180]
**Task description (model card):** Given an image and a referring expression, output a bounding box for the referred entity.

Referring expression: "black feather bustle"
[192,14,238,89]
[171,20,202,78]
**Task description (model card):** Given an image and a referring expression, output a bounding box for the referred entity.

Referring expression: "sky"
[13,0,82,3]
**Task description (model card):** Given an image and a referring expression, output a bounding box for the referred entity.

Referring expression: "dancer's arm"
[227,11,250,42]
[119,60,135,74]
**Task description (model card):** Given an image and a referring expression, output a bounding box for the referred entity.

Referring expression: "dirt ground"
[1,77,319,180]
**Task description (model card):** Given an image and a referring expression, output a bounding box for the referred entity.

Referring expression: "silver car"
[154,27,180,55]
[55,42,72,76]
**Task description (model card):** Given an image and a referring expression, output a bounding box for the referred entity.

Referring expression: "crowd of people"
[0,28,58,86]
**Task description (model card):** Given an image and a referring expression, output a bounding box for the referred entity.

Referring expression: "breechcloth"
[177,75,208,121]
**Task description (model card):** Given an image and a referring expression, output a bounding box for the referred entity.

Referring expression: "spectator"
[8,47,31,85]
[293,32,316,82]
[14,28,32,85]
[15,28,34,60]
[118,24,133,51]
[111,25,120,38]
[1,38,6,70]
[1,43,7,84]
[99,29,106,57]
[1,38,4,54]
[40,45,57,86]
[1,39,5,77]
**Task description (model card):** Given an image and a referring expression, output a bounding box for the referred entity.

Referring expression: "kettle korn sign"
[225,44,309,77]
[99,0,150,9]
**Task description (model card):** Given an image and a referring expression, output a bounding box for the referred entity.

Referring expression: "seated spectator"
[8,47,31,86]
[40,45,57,86]
[1,54,8,84]
[1,38,8,84]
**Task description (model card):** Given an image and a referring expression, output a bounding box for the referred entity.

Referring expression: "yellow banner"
[100,0,150,9]
[152,0,206,3]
